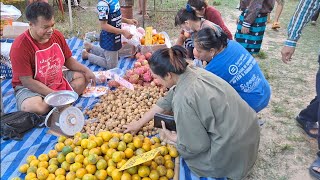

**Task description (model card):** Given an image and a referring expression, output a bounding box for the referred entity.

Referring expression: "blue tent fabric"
[0,37,225,180]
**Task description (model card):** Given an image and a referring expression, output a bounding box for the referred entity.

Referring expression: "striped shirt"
[285,0,320,47]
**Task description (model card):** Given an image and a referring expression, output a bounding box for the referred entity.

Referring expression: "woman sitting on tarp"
[124,45,260,180]
[194,28,271,112]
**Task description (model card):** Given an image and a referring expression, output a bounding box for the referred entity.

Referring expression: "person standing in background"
[271,0,284,29]
[138,0,148,18]
[235,0,275,54]
[280,0,320,178]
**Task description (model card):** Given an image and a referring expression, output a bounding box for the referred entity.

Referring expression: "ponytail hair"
[149,45,188,78]
[175,8,201,26]
[194,27,228,51]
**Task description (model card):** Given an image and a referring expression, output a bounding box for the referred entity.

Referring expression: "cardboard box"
[3,22,29,38]
[139,32,171,54]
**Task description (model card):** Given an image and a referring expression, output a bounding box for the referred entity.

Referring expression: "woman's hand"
[127,19,139,26]
[159,121,177,145]
[123,120,144,135]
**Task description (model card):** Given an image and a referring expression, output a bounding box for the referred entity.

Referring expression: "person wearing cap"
[10,2,96,115]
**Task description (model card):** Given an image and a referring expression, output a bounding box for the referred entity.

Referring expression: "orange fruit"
[85,164,97,174]
[95,169,108,180]
[55,168,66,176]
[163,155,171,161]
[149,170,160,180]
[133,138,142,148]
[169,149,178,158]
[87,154,98,164]
[26,155,37,164]
[108,158,116,167]
[70,162,82,172]
[135,148,146,155]
[140,38,145,45]
[112,151,123,163]
[117,159,127,169]
[25,172,36,180]
[29,159,40,167]
[64,138,73,146]
[107,166,116,176]
[89,147,101,156]
[159,40,165,44]
[83,149,90,157]
[150,161,158,170]
[66,152,76,164]
[138,166,150,177]
[142,160,152,166]
[55,174,66,180]
[159,147,168,156]
[142,143,151,152]
[94,137,104,147]
[121,172,132,180]
[19,164,29,173]
[142,178,151,180]
[156,166,166,176]
[96,159,107,170]
[154,156,164,166]
[118,141,127,151]
[75,154,85,163]
[36,167,49,180]
[127,143,136,151]
[127,166,138,175]
[101,143,109,154]
[73,146,83,155]
[61,161,70,171]
[48,150,58,158]
[49,158,59,166]
[124,148,134,158]
[102,131,113,142]
[132,174,141,180]
[76,168,87,178]
[159,177,168,180]
[48,164,58,174]
[58,136,67,143]
[66,171,76,180]
[111,169,123,180]
[47,174,56,180]
[81,139,89,149]
[73,137,82,146]
[82,174,95,180]
[87,140,97,150]
[27,166,37,174]
[166,169,174,179]
[164,160,174,169]
[109,137,120,149]
[123,133,133,143]
[38,161,49,169]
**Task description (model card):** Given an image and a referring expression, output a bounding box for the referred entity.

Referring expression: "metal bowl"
[44,90,78,107]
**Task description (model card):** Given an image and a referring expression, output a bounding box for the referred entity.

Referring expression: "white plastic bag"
[121,23,143,47]
[0,3,22,21]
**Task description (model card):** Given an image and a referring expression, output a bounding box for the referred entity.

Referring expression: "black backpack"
[1,111,45,141]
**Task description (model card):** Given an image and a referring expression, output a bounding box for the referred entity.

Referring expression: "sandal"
[296,116,318,139]
[271,22,280,29]
[310,157,320,179]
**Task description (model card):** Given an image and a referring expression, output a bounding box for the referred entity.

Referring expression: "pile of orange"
[140,33,166,45]
[16,132,178,180]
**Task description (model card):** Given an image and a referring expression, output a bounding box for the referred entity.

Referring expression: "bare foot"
[84,41,93,52]
[138,10,142,15]
[82,50,89,60]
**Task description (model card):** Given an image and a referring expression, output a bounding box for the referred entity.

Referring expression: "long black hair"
[194,27,228,51]
[175,8,201,26]
[26,2,54,24]
[149,45,188,78]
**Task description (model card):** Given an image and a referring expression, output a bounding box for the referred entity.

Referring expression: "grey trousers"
[88,45,119,69]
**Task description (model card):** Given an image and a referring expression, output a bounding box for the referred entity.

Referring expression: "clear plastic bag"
[0,3,22,21]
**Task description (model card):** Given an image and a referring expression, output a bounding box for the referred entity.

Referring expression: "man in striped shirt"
[281,0,320,178]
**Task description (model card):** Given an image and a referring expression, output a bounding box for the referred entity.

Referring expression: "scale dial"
[59,107,84,136]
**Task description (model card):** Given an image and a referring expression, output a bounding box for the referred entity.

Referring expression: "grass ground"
[9,0,320,179]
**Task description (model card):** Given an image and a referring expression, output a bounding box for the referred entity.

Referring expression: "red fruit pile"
[124,52,162,87]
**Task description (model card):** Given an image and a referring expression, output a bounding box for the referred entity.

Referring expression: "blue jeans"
[298,52,320,149]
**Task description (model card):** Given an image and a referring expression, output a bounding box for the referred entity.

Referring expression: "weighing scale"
[44,90,84,137]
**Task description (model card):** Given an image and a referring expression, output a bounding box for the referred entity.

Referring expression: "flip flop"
[309,157,320,179]
[271,22,280,29]
[296,116,318,139]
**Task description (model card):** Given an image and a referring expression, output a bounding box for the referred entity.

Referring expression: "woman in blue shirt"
[194,27,271,112]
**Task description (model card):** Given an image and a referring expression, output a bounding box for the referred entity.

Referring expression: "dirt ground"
[11,0,320,179]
